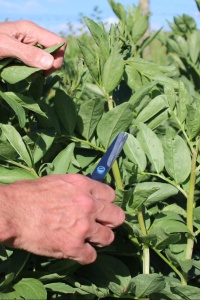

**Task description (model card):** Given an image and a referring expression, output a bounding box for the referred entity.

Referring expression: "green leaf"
[163,204,187,218]
[177,81,190,123]
[153,219,190,235]
[78,41,99,80]
[125,65,143,90]
[1,65,40,84]
[123,133,147,172]
[174,35,189,56]
[5,250,30,282]
[137,122,164,173]
[0,91,26,128]
[48,143,75,175]
[178,259,193,273]
[129,81,158,108]
[0,290,21,299]
[164,84,177,110]
[102,51,124,94]
[48,258,78,274]
[0,165,37,184]
[151,279,183,300]
[172,283,200,300]
[128,188,158,210]
[162,129,191,183]
[54,89,77,135]
[135,95,168,125]
[127,57,178,88]
[84,17,109,61]
[76,254,131,297]
[77,98,104,140]
[45,282,78,294]
[148,109,169,130]
[136,182,179,206]
[0,124,32,167]
[14,278,47,300]
[44,42,65,54]
[0,58,13,70]
[31,129,55,164]
[150,227,181,250]
[188,30,200,63]
[108,0,126,21]
[4,92,46,116]
[97,102,132,148]
[127,274,165,297]
[186,100,200,140]
[196,0,200,11]
[132,13,149,44]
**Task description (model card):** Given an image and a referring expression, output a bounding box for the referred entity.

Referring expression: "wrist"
[0,185,16,245]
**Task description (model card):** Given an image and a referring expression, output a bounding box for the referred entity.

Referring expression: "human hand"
[0,174,125,264]
[0,20,66,74]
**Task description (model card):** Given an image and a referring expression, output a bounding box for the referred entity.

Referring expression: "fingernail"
[40,55,53,69]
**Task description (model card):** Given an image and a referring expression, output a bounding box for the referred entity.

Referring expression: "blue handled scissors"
[89,132,128,182]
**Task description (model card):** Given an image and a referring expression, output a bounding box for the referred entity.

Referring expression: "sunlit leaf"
[77,98,104,140]
[97,102,132,148]
[123,133,147,172]
[1,124,32,167]
[127,274,165,297]
[1,65,40,84]
[102,51,124,94]
[14,278,47,300]
[84,17,109,61]
[137,122,164,173]
[162,129,191,183]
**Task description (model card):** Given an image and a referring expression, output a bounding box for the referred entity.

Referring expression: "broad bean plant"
[1,1,200,299]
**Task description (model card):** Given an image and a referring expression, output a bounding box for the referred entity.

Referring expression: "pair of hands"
[0,21,125,264]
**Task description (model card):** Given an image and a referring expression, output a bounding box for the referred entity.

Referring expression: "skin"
[0,20,66,75]
[0,21,125,264]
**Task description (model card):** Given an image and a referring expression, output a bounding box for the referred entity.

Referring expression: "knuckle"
[77,219,91,237]
[18,20,33,27]
[80,195,95,214]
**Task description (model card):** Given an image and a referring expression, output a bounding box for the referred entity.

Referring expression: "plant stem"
[70,136,105,152]
[138,209,150,275]
[184,139,199,260]
[170,110,193,153]
[107,95,124,190]
[152,247,187,285]
[112,161,123,190]
[4,159,39,178]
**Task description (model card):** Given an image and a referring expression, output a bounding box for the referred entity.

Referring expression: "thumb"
[17,43,54,70]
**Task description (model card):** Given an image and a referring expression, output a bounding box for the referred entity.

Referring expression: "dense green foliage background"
[1,0,200,299]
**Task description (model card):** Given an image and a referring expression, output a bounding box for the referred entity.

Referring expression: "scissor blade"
[90,132,128,182]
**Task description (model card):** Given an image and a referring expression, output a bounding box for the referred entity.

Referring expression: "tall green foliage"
[1,1,200,299]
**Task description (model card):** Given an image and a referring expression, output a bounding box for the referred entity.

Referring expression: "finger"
[16,20,65,50]
[61,239,97,265]
[43,47,66,76]
[86,222,115,247]
[94,200,125,228]
[0,34,54,69]
[63,174,116,203]
[90,182,116,203]
[16,21,67,70]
